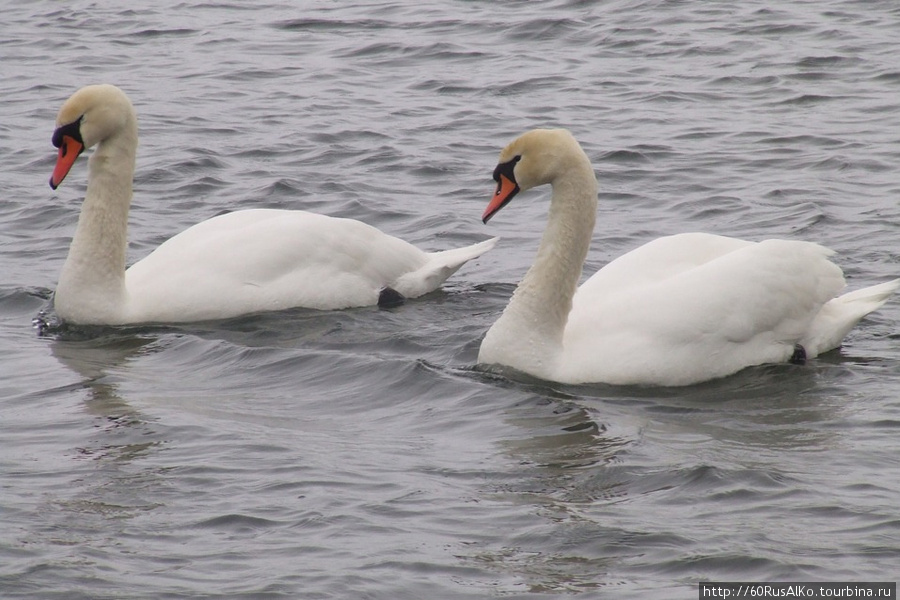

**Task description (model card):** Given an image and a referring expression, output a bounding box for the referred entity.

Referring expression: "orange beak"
[482,174,520,223]
[50,134,84,190]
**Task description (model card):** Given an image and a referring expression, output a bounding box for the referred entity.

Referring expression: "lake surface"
[2,1,899,598]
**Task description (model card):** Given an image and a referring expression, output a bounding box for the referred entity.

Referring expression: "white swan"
[477,128,898,386]
[48,84,496,325]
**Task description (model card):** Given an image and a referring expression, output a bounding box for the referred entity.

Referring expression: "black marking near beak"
[50,116,85,190]
[52,116,83,149]
[482,155,521,223]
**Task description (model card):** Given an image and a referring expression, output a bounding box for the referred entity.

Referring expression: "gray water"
[2,1,900,598]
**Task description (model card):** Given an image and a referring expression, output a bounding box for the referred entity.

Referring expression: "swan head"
[482,129,589,223]
[50,84,136,190]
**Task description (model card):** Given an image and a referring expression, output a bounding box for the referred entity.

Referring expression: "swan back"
[563,236,846,385]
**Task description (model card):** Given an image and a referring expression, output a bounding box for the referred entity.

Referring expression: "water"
[2,1,900,597]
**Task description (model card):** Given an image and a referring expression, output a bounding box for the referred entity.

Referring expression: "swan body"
[478,129,898,386]
[48,84,496,324]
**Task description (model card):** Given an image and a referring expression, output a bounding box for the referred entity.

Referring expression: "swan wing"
[563,238,845,385]
[577,232,755,296]
[124,209,430,320]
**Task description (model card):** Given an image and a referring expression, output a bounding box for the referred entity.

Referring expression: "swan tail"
[393,237,499,297]
[803,278,900,356]
[428,237,499,269]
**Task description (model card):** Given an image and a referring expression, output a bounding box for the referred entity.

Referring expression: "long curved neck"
[515,168,598,341]
[54,124,137,324]
[482,160,598,376]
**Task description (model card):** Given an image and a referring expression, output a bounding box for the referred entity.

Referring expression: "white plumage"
[48,84,495,324]
[478,129,897,386]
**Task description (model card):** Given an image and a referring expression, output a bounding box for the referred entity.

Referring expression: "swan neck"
[481,158,597,377]
[518,172,597,337]
[55,126,137,323]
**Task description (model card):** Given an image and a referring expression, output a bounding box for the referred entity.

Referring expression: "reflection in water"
[9,331,175,572]
[470,361,850,592]
[503,398,620,471]
[49,331,166,463]
[465,389,635,594]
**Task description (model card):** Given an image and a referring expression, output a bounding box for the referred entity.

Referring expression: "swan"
[47,84,496,325]
[477,128,898,386]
